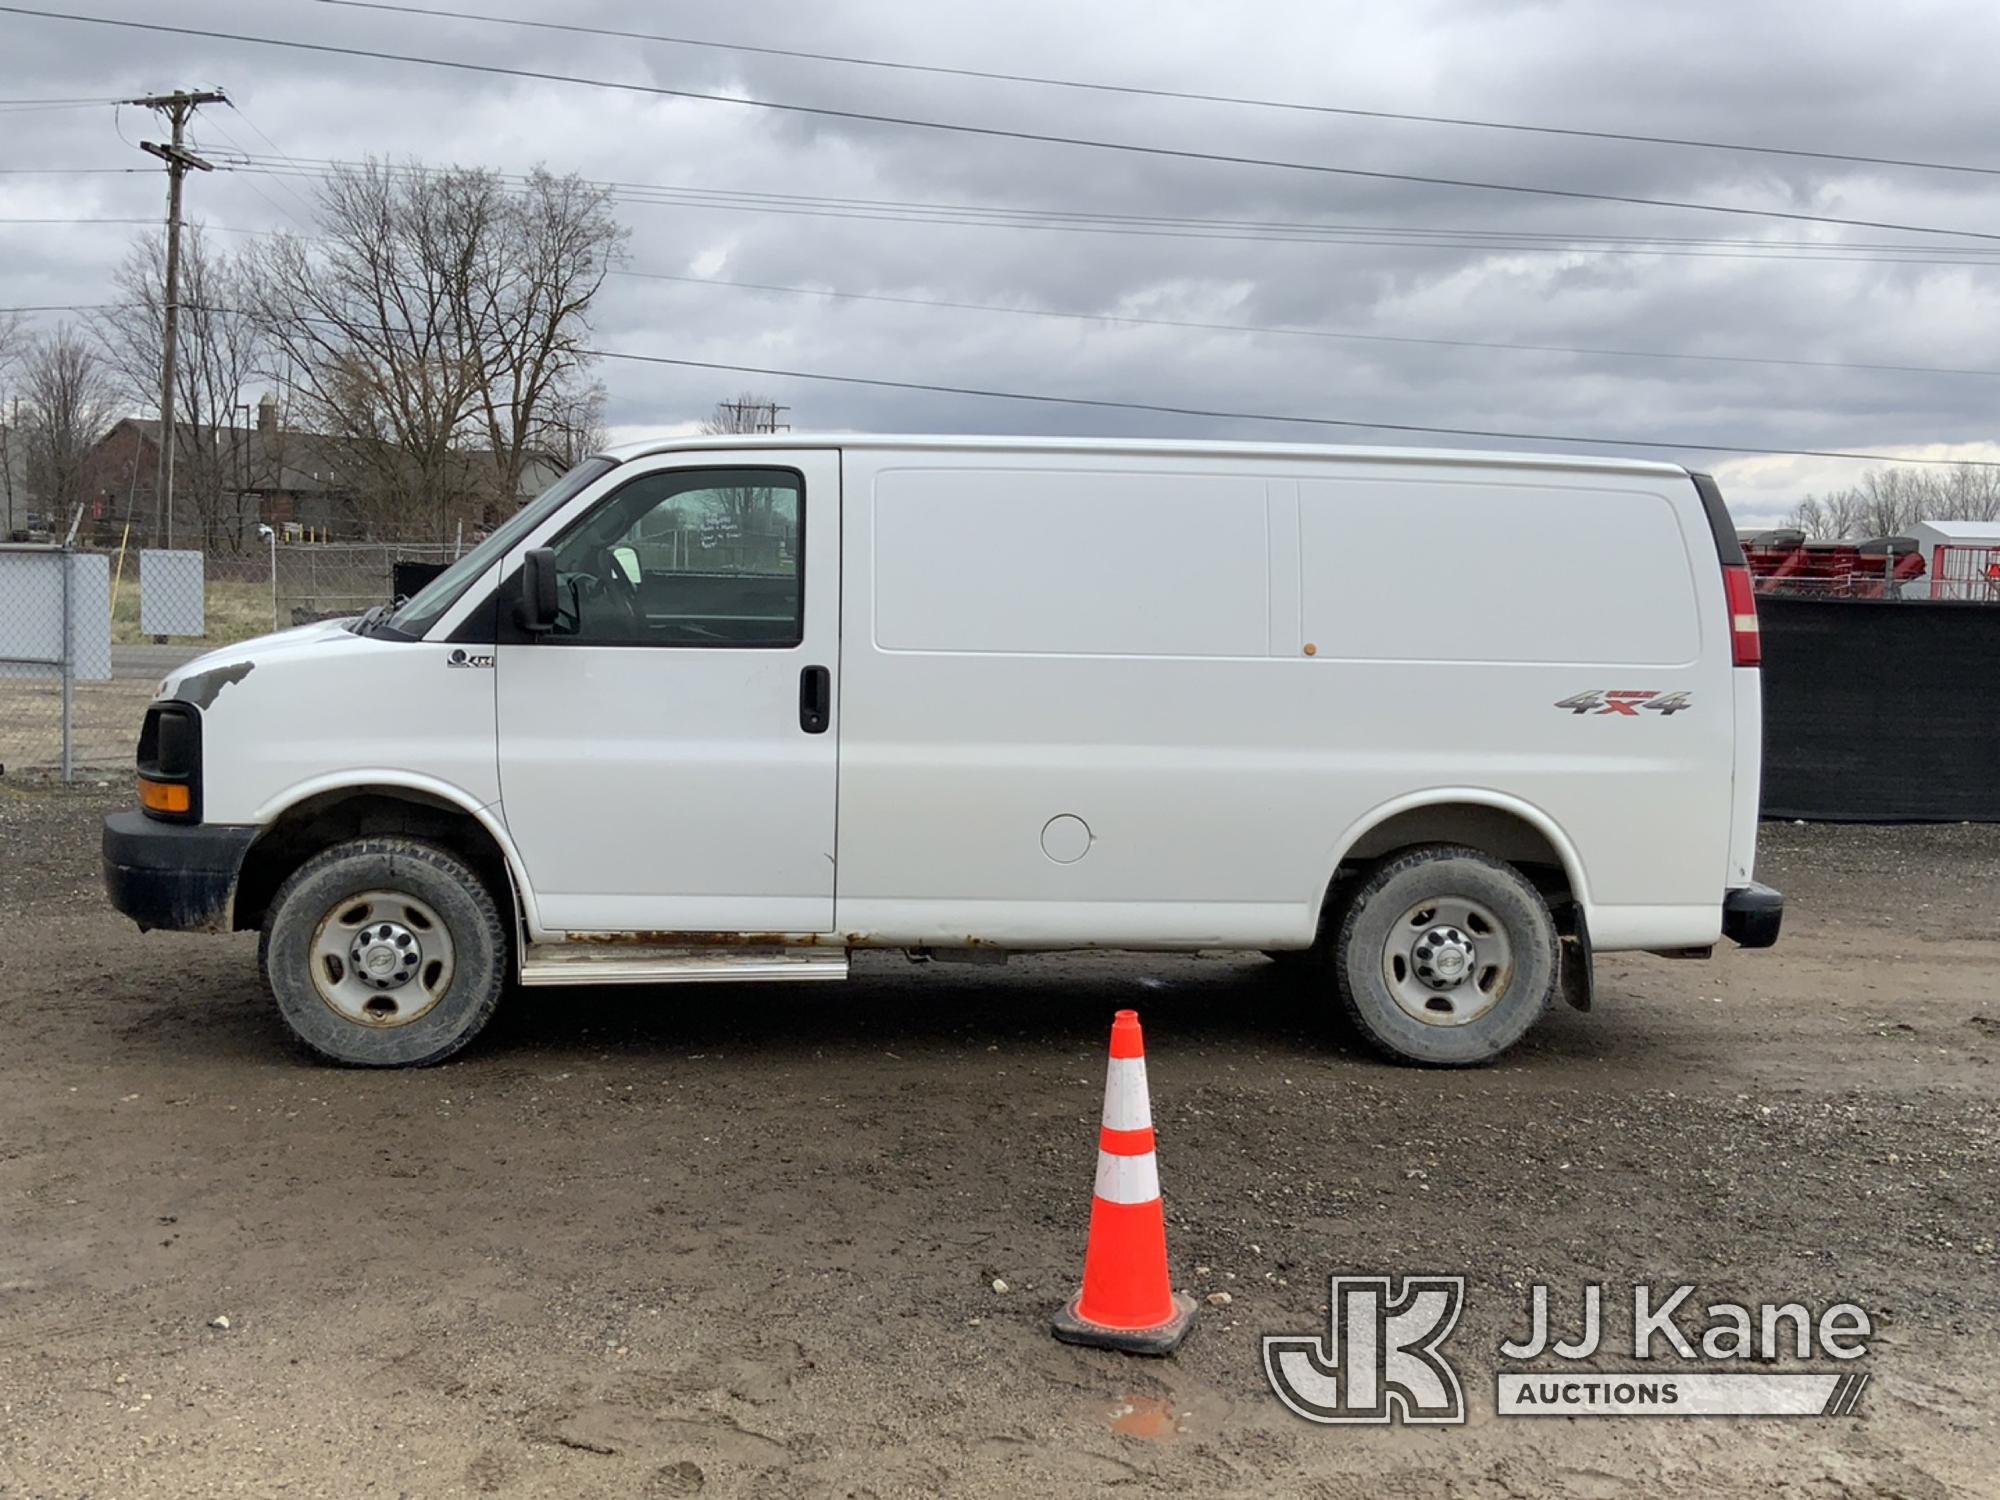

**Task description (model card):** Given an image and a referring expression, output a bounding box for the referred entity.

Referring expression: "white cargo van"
[103,436,1781,1067]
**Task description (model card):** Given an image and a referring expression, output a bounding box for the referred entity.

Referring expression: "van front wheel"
[260,837,508,1067]
[1333,845,1557,1066]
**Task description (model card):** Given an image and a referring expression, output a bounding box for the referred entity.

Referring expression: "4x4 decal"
[1554,690,1691,717]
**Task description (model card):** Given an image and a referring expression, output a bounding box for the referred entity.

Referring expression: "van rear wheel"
[1333,845,1557,1066]
[260,837,508,1067]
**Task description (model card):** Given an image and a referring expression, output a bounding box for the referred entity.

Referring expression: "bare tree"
[464,167,623,499]
[17,323,118,533]
[1791,463,2000,540]
[1854,467,1927,535]
[1788,490,1866,539]
[94,224,266,551]
[533,377,608,469]
[246,158,622,540]
[1937,462,2000,522]
[1822,488,1869,538]
[0,308,23,374]
[0,308,26,535]
[248,163,491,539]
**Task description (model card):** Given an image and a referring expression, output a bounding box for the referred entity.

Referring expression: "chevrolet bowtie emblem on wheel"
[1263,1276,1467,1425]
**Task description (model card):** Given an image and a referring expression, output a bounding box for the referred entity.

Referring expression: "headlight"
[136,702,201,822]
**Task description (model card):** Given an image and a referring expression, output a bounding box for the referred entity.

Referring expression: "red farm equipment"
[1742,531,1928,599]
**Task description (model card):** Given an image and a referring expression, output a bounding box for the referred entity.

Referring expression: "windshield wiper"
[349,604,390,637]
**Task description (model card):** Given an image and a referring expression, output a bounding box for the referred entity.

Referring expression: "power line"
[219,154,2000,266]
[8,213,1995,381]
[301,0,2000,180]
[0,218,278,235]
[0,165,151,174]
[221,150,2000,252]
[7,289,1993,468]
[0,98,122,113]
[619,269,2000,381]
[222,102,325,218]
[194,114,321,229]
[579,344,2000,468]
[5,5,1998,243]
[13,209,1998,378]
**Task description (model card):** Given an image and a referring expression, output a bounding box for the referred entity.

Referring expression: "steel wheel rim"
[1381,895,1514,1027]
[308,888,455,1028]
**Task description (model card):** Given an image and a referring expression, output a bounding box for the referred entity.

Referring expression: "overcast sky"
[4,0,1999,525]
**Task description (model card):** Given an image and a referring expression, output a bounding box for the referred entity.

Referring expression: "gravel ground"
[1,792,1995,1498]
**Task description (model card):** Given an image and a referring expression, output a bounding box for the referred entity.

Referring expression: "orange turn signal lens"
[138,777,191,815]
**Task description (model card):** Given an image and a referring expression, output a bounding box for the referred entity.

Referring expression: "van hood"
[157,617,360,705]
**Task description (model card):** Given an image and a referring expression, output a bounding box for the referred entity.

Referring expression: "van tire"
[1333,845,1557,1067]
[260,837,508,1067]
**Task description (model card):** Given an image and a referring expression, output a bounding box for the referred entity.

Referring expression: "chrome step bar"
[518,943,850,987]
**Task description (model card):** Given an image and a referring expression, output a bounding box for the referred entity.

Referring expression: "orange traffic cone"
[1052,1009,1199,1355]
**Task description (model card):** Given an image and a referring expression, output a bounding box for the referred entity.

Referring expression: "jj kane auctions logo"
[1264,1278,1872,1423]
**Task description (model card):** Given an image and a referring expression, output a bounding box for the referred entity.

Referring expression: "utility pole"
[718,399,790,434]
[129,88,226,550]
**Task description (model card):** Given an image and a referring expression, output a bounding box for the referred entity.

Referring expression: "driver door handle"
[799,665,831,734]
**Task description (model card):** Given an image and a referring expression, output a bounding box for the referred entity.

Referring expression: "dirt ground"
[1,791,1995,1499]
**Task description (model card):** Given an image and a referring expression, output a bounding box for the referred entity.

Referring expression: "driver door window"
[545,467,804,646]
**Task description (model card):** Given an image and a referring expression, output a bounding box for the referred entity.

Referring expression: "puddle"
[1107,1395,1183,1441]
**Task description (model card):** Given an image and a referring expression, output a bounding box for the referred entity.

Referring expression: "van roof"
[597,432,1691,478]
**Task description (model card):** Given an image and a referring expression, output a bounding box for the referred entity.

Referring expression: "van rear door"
[494,450,841,934]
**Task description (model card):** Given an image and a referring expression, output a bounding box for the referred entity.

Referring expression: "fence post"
[269,528,279,629]
[59,543,73,785]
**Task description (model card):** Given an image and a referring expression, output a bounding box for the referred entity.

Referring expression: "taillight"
[1723,565,1761,667]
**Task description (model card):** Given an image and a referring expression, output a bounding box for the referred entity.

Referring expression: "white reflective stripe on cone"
[1100,1056,1152,1131]
[1094,1149,1161,1206]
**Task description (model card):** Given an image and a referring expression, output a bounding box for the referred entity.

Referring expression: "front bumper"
[102,810,258,933]
[1722,881,1784,949]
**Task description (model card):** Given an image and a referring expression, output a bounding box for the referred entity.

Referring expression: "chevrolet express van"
[102,436,1782,1067]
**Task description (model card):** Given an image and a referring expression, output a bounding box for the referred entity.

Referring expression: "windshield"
[380,456,619,639]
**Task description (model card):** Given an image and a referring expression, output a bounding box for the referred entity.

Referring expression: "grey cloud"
[2,0,1997,526]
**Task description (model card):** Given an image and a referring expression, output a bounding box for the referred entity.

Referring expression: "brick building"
[77,395,564,550]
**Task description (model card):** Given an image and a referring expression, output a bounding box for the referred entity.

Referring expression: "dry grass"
[109,577,276,647]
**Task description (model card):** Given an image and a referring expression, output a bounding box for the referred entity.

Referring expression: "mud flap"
[1559,906,1594,1013]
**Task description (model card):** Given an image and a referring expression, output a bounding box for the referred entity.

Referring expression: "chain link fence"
[275,542,458,626]
[0,544,122,783]
[0,537,459,784]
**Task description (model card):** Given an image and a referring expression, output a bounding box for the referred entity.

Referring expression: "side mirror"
[515,547,559,633]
